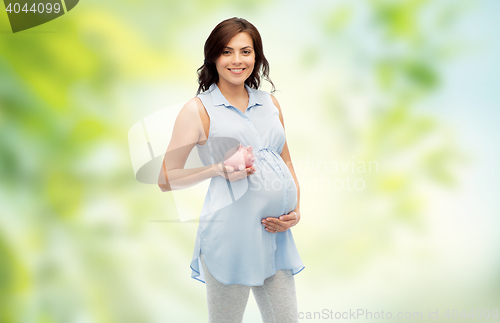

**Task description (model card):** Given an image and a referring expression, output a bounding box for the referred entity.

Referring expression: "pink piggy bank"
[224,144,256,171]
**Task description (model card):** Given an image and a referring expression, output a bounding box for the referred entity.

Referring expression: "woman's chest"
[213,106,284,144]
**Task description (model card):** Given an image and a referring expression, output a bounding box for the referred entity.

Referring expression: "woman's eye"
[222,50,252,54]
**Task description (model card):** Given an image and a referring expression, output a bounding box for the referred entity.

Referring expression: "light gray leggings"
[200,253,299,323]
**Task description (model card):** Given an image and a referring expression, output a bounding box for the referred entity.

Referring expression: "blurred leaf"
[0,235,30,323]
[300,46,320,68]
[404,60,439,90]
[376,59,395,89]
[70,118,105,143]
[323,5,353,35]
[421,148,460,187]
[46,171,83,217]
[380,173,408,191]
[394,195,425,220]
[372,0,429,41]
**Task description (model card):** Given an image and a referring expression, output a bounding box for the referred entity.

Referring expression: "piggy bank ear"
[248,145,253,151]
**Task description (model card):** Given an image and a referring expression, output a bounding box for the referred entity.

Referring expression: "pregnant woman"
[158,17,304,323]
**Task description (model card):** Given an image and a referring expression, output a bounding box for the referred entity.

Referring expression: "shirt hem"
[190,264,305,286]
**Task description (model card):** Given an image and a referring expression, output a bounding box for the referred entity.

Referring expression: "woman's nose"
[232,53,242,63]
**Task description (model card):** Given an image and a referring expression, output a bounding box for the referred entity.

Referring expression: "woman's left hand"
[261,209,300,233]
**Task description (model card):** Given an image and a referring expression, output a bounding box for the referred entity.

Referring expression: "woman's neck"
[217,81,248,101]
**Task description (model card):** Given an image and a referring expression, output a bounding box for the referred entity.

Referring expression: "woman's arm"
[158,98,255,192]
[280,143,301,219]
[273,95,301,226]
[158,98,214,191]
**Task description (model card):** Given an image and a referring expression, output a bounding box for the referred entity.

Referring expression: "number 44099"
[6,3,61,14]
[444,309,498,319]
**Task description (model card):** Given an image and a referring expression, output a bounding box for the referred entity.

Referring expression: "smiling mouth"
[228,68,246,75]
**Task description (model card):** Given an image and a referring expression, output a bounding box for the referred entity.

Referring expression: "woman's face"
[215,32,255,87]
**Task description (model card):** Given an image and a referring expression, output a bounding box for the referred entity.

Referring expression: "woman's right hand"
[214,162,256,182]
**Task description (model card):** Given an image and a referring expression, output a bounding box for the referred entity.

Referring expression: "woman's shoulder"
[254,89,283,121]
[197,84,216,97]
[184,97,209,120]
[176,97,207,125]
[180,97,202,114]
[250,87,274,103]
[251,88,281,109]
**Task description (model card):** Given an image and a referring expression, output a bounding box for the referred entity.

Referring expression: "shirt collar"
[209,83,262,109]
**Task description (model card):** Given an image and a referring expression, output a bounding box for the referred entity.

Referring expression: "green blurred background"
[1,0,500,322]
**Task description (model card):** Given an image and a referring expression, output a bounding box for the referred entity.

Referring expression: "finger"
[279,211,297,222]
[272,224,284,231]
[264,221,284,230]
[226,168,233,176]
[263,219,289,231]
[264,225,278,233]
[265,217,283,224]
[261,220,275,230]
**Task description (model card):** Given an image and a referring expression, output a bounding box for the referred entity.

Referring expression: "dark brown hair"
[196,17,276,96]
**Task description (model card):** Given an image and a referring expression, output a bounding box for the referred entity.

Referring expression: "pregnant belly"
[247,163,297,216]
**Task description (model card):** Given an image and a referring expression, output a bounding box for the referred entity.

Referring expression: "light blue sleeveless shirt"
[190,82,305,286]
